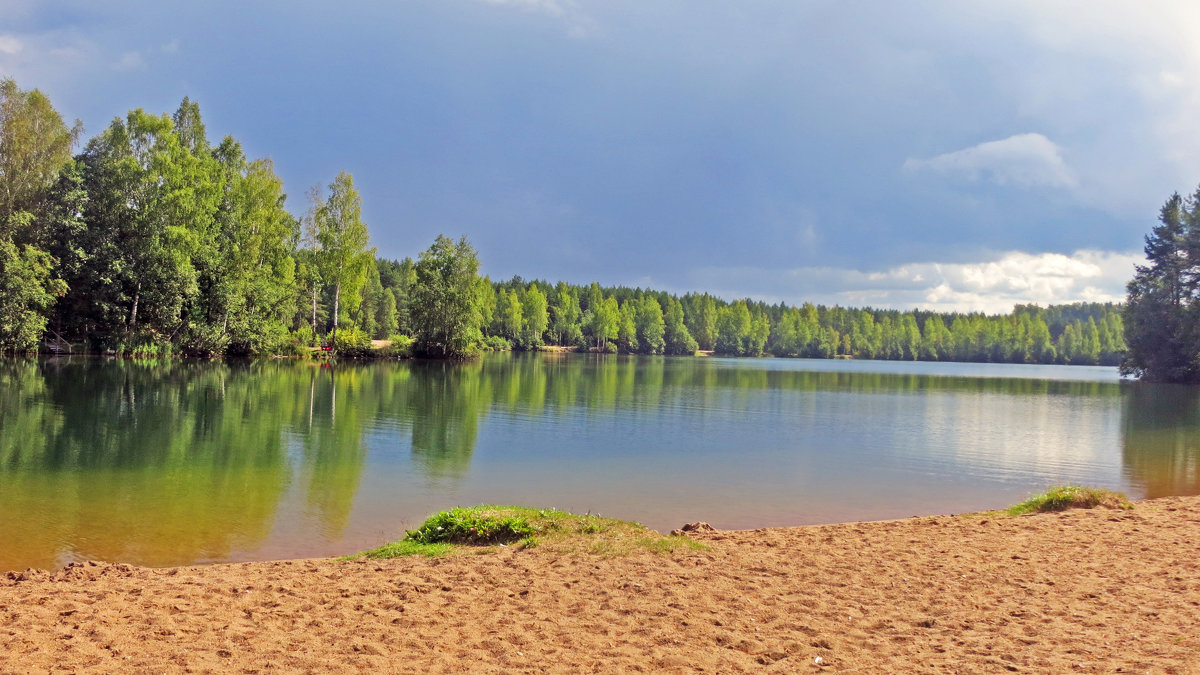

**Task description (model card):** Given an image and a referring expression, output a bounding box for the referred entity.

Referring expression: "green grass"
[346,505,709,560]
[353,540,453,559]
[404,506,538,545]
[1006,485,1134,516]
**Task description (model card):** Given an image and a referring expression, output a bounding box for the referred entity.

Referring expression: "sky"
[2,0,1198,313]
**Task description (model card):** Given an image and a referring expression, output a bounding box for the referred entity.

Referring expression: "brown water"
[1,353,1195,571]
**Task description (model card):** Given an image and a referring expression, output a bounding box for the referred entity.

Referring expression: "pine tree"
[1122,192,1199,382]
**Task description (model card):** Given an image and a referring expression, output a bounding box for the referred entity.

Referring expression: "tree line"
[0,78,1126,365]
[462,278,1124,366]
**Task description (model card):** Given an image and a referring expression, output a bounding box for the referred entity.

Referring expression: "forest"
[0,78,1126,365]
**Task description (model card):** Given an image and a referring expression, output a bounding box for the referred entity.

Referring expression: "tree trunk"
[332,282,341,342]
[130,282,141,329]
[311,285,318,336]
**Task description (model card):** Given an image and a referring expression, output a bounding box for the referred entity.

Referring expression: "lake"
[2,353,1198,571]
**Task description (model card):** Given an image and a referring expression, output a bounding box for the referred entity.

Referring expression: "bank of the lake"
[4,495,1199,673]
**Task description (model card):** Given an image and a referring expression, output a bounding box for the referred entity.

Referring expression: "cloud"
[687,250,1141,314]
[904,133,1077,189]
[957,2,1200,215]
[0,35,22,55]
[160,39,179,54]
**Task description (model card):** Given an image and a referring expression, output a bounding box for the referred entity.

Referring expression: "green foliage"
[715,301,753,355]
[481,335,511,352]
[493,287,523,342]
[549,281,583,346]
[332,324,372,357]
[292,324,317,348]
[0,78,82,232]
[0,238,66,352]
[617,300,638,353]
[1121,190,1200,382]
[682,293,718,350]
[273,337,309,357]
[348,505,706,559]
[663,297,698,355]
[1006,486,1133,515]
[210,150,298,355]
[353,540,452,559]
[381,334,414,358]
[635,295,666,354]
[588,295,619,351]
[405,507,537,544]
[411,235,484,358]
[307,172,375,343]
[521,284,549,349]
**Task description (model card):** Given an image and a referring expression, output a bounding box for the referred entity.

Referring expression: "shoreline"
[4,495,1200,672]
[8,348,1127,368]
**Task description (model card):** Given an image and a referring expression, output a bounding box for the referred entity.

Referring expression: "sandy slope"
[4,497,1200,673]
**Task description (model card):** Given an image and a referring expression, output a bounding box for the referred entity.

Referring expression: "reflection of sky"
[340,358,1132,539]
[704,356,1122,382]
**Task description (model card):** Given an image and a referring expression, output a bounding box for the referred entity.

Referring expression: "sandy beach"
[3,496,1200,673]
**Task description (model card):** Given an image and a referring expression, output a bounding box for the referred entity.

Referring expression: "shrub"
[481,335,511,352]
[333,324,372,357]
[274,339,309,357]
[1007,485,1133,516]
[347,505,709,560]
[292,324,316,348]
[405,507,537,545]
[124,338,174,359]
[380,334,414,358]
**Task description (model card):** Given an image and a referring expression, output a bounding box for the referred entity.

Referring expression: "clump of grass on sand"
[348,506,707,560]
[1007,485,1133,516]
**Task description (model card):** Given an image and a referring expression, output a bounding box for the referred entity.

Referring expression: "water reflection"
[1121,384,1200,497]
[406,360,491,478]
[1,359,295,568]
[2,354,1199,570]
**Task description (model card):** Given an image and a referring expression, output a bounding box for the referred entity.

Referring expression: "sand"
[3,496,1200,673]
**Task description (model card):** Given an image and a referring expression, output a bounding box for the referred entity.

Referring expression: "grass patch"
[352,540,453,559]
[405,507,537,545]
[346,505,708,560]
[1007,485,1134,516]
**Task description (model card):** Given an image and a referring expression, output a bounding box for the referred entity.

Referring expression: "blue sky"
[3,0,1197,312]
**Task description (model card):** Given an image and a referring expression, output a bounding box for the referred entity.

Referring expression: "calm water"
[2,353,1198,571]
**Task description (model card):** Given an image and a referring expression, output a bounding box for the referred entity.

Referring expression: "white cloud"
[0,30,96,91]
[0,35,22,55]
[160,39,179,54]
[688,249,1141,314]
[966,2,1200,214]
[904,133,1077,189]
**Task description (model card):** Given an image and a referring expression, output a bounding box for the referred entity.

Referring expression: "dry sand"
[4,496,1200,673]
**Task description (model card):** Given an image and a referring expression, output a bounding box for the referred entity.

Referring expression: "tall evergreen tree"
[1122,192,1200,382]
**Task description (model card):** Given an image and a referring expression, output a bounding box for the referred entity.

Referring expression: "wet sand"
[4,496,1200,673]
